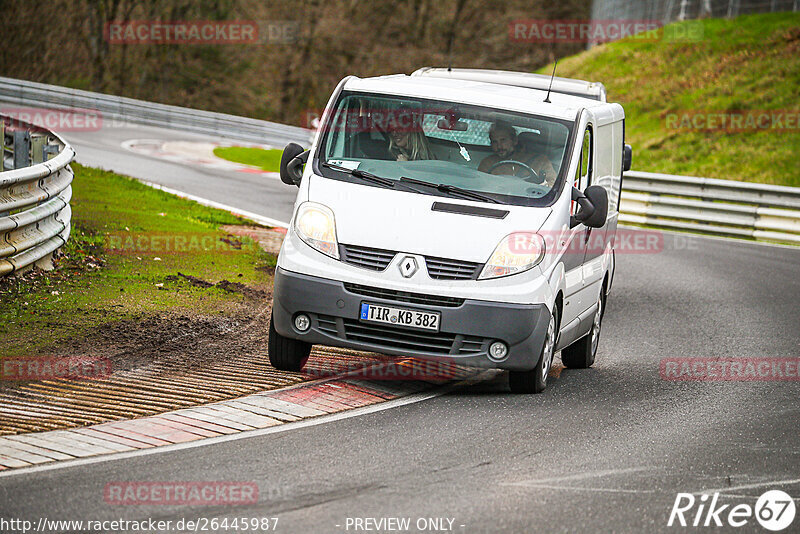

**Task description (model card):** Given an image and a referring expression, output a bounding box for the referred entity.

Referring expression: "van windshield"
[316,90,575,206]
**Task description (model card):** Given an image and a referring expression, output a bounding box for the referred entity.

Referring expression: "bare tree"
[81,0,126,91]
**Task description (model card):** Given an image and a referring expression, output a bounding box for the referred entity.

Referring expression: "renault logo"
[398,256,419,278]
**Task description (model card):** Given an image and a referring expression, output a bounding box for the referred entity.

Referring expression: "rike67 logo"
[668,490,795,531]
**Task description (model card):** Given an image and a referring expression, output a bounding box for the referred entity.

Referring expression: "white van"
[270,69,632,393]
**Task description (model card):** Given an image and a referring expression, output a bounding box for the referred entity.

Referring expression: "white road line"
[694,477,800,495]
[504,483,655,495]
[503,466,657,485]
[0,371,495,479]
[713,493,800,502]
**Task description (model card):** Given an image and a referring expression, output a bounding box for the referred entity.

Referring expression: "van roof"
[411,67,607,102]
[343,74,619,124]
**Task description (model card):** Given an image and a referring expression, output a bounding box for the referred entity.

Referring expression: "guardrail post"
[43,143,60,160]
[13,129,30,169]
[31,133,46,164]
[0,120,5,171]
[33,252,57,271]
[0,120,5,215]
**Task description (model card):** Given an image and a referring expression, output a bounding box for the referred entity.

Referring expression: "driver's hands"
[525,155,557,187]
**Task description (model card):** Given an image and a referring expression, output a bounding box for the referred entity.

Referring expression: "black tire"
[268,315,312,372]
[509,306,558,394]
[561,288,605,369]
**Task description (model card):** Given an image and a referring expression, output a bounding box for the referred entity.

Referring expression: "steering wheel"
[487,159,543,184]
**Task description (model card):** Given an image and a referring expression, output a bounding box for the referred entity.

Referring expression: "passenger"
[387,108,434,161]
[478,120,556,186]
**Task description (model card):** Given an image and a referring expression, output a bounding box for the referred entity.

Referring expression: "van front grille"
[425,256,482,280]
[339,244,484,280]
[340,244,396,271]
[343,283,465,308]
[344,319,457,353]
[317,315,339,337]
[315,315,488,357]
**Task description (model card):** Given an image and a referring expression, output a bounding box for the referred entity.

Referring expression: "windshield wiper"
[399,177,499,204]
[321,162,395,189]
[321,162,428,194]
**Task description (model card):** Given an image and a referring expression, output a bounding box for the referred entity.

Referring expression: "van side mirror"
[280,143,308,186]
[570,185,608,229]
[622,144,632,172]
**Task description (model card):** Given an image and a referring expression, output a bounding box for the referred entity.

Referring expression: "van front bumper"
[271,267,551,372]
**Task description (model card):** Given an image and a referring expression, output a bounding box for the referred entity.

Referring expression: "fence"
[620,171,800,243]
[0,76,311,147]
[0,116,75,276]
[591,0,799,41]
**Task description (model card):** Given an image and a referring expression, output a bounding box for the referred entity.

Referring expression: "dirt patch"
[222,224,286,256]
[1,277,274,388]
[165,272,268,299]
[219,236,244,249]
[256,263,276,276]
[43,286,272,375]
[0,272,390,435]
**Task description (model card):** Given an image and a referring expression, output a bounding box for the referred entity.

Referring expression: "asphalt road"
[1,108,799,533]
[0,104,300,222]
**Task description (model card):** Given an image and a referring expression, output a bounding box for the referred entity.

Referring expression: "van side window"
[572,126,593,215]
[579,127,593,189]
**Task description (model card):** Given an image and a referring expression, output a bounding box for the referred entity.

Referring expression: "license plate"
[360,302,440,332]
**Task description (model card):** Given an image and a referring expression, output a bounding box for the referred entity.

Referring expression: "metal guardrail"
[0,115,75,276]
[620,170,800,244]
[0,76,311,147]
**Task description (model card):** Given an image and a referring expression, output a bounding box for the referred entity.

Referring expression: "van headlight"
[294,202,339,259]
[479,232,545,280]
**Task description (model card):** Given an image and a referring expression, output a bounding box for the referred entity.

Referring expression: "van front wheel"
[509,307,558,394]
[268,315,312,372]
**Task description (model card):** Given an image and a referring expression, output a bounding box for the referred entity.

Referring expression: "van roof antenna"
[544,59,558,103]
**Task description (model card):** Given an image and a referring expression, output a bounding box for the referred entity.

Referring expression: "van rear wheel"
[509,307,557,394]
[561,289,604,369]
[268,315,312,372]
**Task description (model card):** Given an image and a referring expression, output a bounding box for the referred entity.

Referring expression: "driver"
[478,120,556,187]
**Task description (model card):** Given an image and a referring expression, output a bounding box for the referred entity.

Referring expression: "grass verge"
[213,146,283,172]
[538,13,800,187]
[0,163,277,360]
